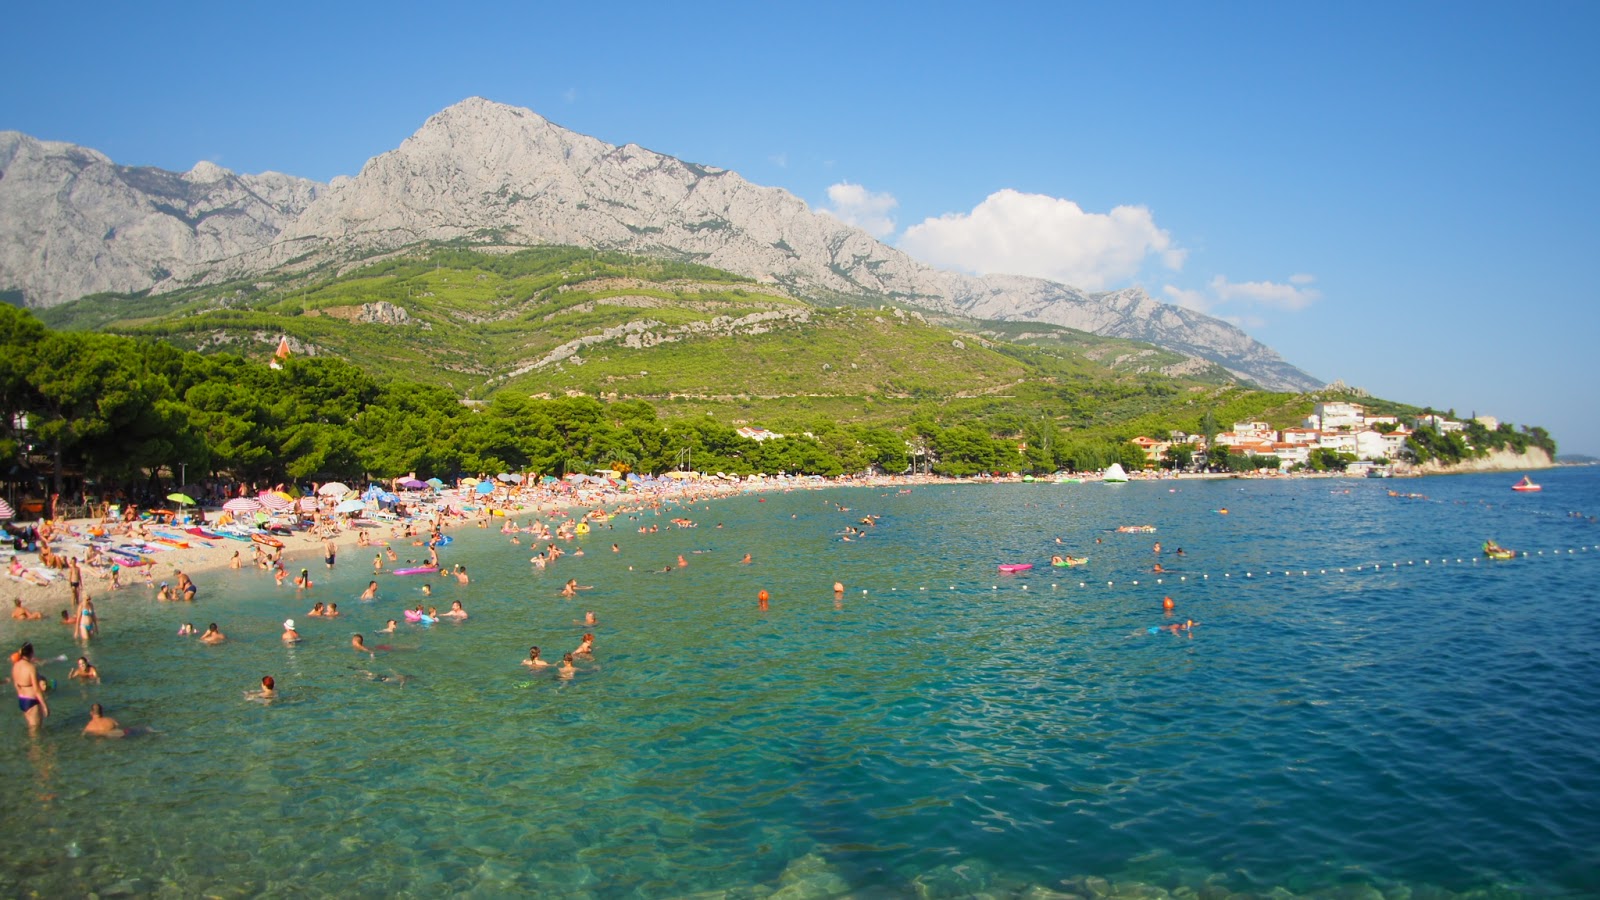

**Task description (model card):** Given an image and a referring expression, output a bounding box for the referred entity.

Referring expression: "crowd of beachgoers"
[2,471,966,734]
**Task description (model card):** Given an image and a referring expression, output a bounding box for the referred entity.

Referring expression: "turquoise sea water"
[4,468,1599,897]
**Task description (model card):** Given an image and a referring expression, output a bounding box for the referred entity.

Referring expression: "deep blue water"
[3,468,1598,897]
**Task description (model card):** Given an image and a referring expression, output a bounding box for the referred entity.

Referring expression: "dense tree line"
[6,306,1115,494]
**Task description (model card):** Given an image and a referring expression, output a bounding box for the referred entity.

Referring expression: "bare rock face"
[0,131,322,307]
[0,98,1320,390]
[253,99,1316,389]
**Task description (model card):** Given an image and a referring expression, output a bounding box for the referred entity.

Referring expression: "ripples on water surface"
[3,469,1599,897]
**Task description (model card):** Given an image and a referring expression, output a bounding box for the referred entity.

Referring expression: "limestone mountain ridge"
[0,98,1320,390]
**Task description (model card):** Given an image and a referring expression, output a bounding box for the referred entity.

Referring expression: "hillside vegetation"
[21,245,1441,483]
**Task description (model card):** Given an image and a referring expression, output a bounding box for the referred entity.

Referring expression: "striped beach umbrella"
[0,498,12,519]
[257,492,293,513]
[222,497,263,514]
[298,497,318,512]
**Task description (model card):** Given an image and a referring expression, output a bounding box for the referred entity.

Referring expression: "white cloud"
[1162,284,1211,312]
[1208,275,1320,311]
[897,189,1185,291]
[820,181,898,239]
[1289,273,1315,285]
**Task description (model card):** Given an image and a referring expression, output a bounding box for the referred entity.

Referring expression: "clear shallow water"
[5,469,1600,897]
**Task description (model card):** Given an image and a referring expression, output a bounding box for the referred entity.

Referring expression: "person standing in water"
[12,643,49,732]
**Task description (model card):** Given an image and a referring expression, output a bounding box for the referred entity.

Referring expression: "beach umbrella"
[362,485,385,501]
[399,478,427,490]
[0,498,12,519]
[298,497,318,512]
[317,482,351,496]
[335,498,366,514]
[257,492,292,512]
[425,477,444,487]
[474,481,496,496]
[222,497,263,514]
[497,472,521,484]
[167,492,196,506]
[379,492,398,504]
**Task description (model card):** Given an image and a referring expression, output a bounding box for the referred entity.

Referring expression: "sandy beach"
[0,473,890,627]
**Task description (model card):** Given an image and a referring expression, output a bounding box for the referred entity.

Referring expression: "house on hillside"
[1130,436,1170,466]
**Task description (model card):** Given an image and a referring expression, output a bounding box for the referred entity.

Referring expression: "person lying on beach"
[199,623,225,644]
[83,703,125,738]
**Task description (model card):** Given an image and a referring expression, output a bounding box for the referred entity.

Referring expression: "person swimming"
[558,652,576,679]
[282,619,301,642]
[69,656,100,682]
[83,702,125,738]
[360,581,378,600]
[522,646,550,668]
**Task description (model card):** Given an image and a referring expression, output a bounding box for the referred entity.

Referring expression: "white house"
[1314,402,1365,431]
[1318,432,1359,454]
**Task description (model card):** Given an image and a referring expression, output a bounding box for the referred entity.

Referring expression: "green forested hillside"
[19,244,1433,483]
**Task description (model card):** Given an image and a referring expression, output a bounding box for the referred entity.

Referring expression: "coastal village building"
[735,427,784,442]
[1125,399,1467,470]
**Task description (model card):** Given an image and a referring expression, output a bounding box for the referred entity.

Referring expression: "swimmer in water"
[326,603,340,618]
[558,652,576,679]
[360,581,378,600]
[351,634,374,656]
[281,619,301,642]
[379,619,397,634]
[584,611,597,626]
[247,675,276,700]
[444,600,468,620]
[82,702,125,738]
[574,633,594,656]
[200,623,226,644]
[740,553,752,564]
[422,583,432,597]
[307,601,326,617]
[68,656,100,683]
[177,622,196,636]
[522,646,550,668]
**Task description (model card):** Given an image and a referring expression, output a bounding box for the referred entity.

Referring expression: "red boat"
[1511,475,1542,492]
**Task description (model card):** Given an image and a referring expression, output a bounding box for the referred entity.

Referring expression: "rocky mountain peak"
[0,99,1320,390]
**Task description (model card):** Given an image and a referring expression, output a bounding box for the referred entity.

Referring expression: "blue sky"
[8,1,1599,453]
